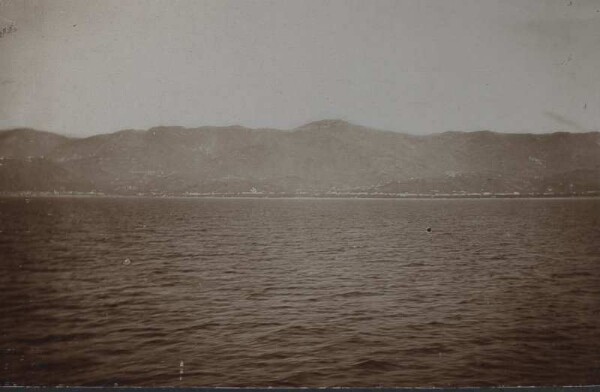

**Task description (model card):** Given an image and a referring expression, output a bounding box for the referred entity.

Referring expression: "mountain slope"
[1,122,599,195]
[0,128,71,159]
[0,158,93,192]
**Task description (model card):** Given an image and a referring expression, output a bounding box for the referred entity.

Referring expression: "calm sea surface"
[0,197,599,387]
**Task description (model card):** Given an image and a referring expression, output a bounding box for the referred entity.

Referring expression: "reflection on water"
[1,197,599,386]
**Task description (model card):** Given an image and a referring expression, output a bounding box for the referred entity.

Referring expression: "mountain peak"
[295,119,355,130]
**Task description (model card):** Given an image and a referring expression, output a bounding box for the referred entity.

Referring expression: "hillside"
[1,121,599,196]
[0,128,71,159]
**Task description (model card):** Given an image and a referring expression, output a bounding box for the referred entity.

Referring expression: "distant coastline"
[2,123,600,197]
[2,190,599,199]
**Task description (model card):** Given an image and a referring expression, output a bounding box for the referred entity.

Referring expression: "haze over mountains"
[1,120,599,196]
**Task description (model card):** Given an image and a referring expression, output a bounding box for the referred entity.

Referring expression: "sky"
[0,0,599,136]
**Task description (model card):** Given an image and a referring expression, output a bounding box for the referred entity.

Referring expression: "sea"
[0,197,599,387]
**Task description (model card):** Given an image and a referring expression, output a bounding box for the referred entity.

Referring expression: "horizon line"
[1,118,599,139]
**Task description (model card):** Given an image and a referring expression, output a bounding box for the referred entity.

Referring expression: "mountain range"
[1,119,599,196]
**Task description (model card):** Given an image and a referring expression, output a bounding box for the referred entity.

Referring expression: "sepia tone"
[1,0,600,387]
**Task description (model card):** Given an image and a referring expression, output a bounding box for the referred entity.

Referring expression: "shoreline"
[1,191,599,200]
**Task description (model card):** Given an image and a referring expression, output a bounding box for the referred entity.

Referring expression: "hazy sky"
[0,0,599,136]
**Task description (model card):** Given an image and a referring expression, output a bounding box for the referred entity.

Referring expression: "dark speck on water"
[1,197,600,387]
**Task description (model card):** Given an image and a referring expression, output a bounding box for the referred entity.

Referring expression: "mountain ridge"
[2,120,599,138]
[1,121,599,196]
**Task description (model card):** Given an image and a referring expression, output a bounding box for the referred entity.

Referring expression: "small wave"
[350,358,399,372]
[17,332,96,345]
[329,290,379,298]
